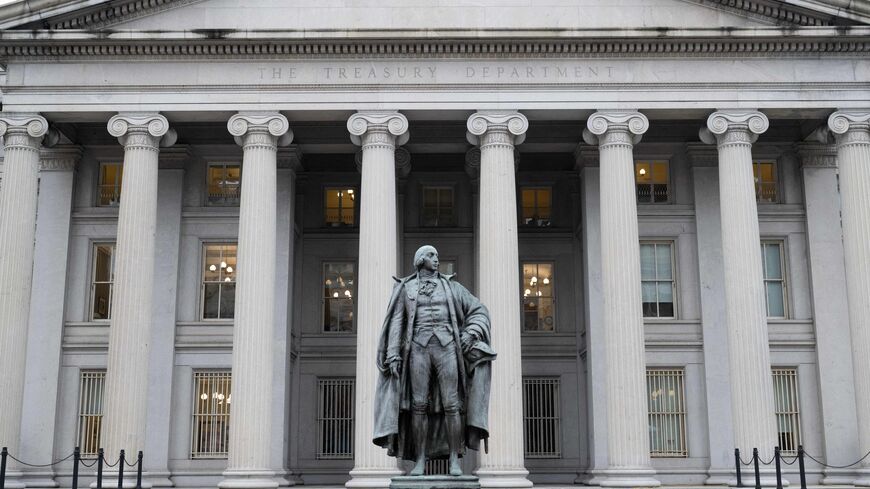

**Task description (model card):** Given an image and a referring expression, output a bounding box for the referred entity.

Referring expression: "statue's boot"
[446,413,463,476]
[410,413,428,476]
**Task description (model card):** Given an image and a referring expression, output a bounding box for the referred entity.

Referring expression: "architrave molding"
[795,143,838,168]
[39,145,82,171]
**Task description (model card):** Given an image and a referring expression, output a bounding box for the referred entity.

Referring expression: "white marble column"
[101,113,174,484]
[700,111,778,468]
[826,111,870,486]
[20,146,82,488]
[582,111,659,488]
[220,112,292,489]
[466,111,532,489]
[0,113,53,489]
[345,111,407,489]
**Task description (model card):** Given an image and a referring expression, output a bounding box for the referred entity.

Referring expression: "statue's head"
[413,245,439,273]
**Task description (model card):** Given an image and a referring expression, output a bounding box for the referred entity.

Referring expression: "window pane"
[91,244,115,320]
[763,244,782,279]
[325,188,356,226]
[203,284,221,319]
[92,283,112,320]
[202,244,237,320]
[537,297,555,331]
[219,284,236,319]
[94,245,113,282]
[652,161,669,184]
[655,246,672,280]
[766,282,785,317]
[640,245,655,279]
[324,263,355,332]
[98,163,123,206]
[536,189,552,220]
[636,162,652,183]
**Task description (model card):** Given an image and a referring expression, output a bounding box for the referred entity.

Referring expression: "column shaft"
[0,115,49,485]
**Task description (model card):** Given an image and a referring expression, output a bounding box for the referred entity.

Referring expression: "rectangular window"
[520,187,552,227]
[90,243,115,321]
[323,262,355,332]
[522,263,554,332]
[522,377,561,458]
[754,161,777,203]
[635,160,670,203]
[206,163,241,206]
[439,260,456,276]
[201,244,237,320]
[325,187,356,226]
[421,186,455,227]
[647,368,688,457]
[761,241,787,318]
[317,378,355,460]
[773,368,801,455]
[640,242,676,318]
[191,371,232,459]
[98,162,123,206]
[77,370,106,457]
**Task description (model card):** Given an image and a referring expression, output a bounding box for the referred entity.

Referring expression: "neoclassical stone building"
[1,1,869,488]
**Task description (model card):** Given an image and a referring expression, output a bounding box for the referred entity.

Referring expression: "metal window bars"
[646,368,688,457]
[190,371,232,459]
[772,368,801,455]
[522,377,561,458]
[317,378,355,459]
[77,371,106,457]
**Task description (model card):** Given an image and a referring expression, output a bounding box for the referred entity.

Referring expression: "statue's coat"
[373,273,495,461]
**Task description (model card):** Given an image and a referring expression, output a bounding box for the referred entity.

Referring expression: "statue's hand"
[460,332,477,354]
[389,359,402,378]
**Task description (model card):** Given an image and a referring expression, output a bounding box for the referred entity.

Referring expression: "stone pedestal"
[466,111,532,489]
[583,111,659,488]
[219,112,292,489]
[346,111,408,489]
[390,476,480,489]
[826,111,870,487]
[0,113,52,489]
[700,111,778,485]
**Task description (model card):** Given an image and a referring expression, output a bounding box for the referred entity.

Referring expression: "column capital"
[582,110,649,147]
[108,112,176,150]
[795,143,838,169]
[0,113,56,151]
[347,111,409,147]
[228,112,293,149]
[39,145,83,172]
[466,110,528,147]
[700,110,769,146]
[828,110,870,145]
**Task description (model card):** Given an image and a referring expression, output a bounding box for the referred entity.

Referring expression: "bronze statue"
[373,245,495,476]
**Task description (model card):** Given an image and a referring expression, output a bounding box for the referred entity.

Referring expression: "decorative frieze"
[39,146,82,172]
[795,143,838,168]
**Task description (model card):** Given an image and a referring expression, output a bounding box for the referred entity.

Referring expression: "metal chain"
[6,452,75,467]
[804,449,870,469]
[780,454,799,466]
[79,458,99,468]
[100,454,121,468]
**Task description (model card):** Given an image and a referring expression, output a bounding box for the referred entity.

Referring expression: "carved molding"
[39,145,83,171]
[686,143,720,167]
[795,143,838,168]
[228,112,293,149]
[466,111,528,147]
[687,0,834,26]
[347,111,409,147]
[699,110,769,146]
[277,146,304,172]
[573,145,600,170]
[582,111,648,147]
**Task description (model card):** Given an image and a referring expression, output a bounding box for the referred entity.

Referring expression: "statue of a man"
[373,245,496,476]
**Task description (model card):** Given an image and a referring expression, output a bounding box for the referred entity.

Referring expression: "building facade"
[1,1,869,488]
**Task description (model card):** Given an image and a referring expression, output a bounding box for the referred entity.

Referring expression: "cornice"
[1,28,869,59]
[686,0,840,26]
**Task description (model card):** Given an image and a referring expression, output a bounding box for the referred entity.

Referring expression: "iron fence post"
[118,450,124,489]
[735,448,743,487]
[135,452,142,489]
[775,447,783,489]
[753,448,761,489]
[72,447,80,489]
[96,448,103,489]
[1,446,8,489]
[798,445,807,489]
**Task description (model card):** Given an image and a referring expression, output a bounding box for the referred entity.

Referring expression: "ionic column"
[826,111,870,486]
[101,114,174,484]
[699,111,778,470]
[346,111,407,489]
[219,112,292,489]
[0,113,53,488]
[466,111,532,489]
[582,111,659,488]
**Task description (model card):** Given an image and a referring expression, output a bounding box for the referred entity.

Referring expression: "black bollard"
[135,452,143,489]
[97,448,104,489]
[735,448,743,488]
[775,447,783,489]
[118,450,125,489]
[798,445,807,489]
[72,447,80,489]
[1,446,8,489]
[753,448,761,489]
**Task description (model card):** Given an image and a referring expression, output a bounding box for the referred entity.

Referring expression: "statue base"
[390,475,481,489]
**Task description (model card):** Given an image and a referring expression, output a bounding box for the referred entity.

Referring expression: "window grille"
[422,186,456,227]
[522,377,561,458]
[98,162,123,206]
[206,163,241,206]
[325,187,356,226]
[635,160,670,203]
[640,242,676,318]
[191,371,232,459]
[773,368,801,455]
[647,369,688,457]
[77,370,106,457]
[90,243,115,320]
[761,241,787,318]
[522,263,555,332]
[520,187,552,227]
[317,378,355,459]
[201,244,238,320]
[323,262,355,332]
[754,161,778,203]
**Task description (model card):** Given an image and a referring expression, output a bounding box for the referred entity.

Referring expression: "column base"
[218,469,279,489]
[853,468,870,486]
[144,471,174,487]
[21,470,59,488]
[2,469,27,489]
[821,467,857,485]
[574,468,607,485]
[705,468,733,485]
[345,467,404,489]
[599,468,660,488]
[475,468,533,488]
[272,469,296,487]
[89,473,153,489]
